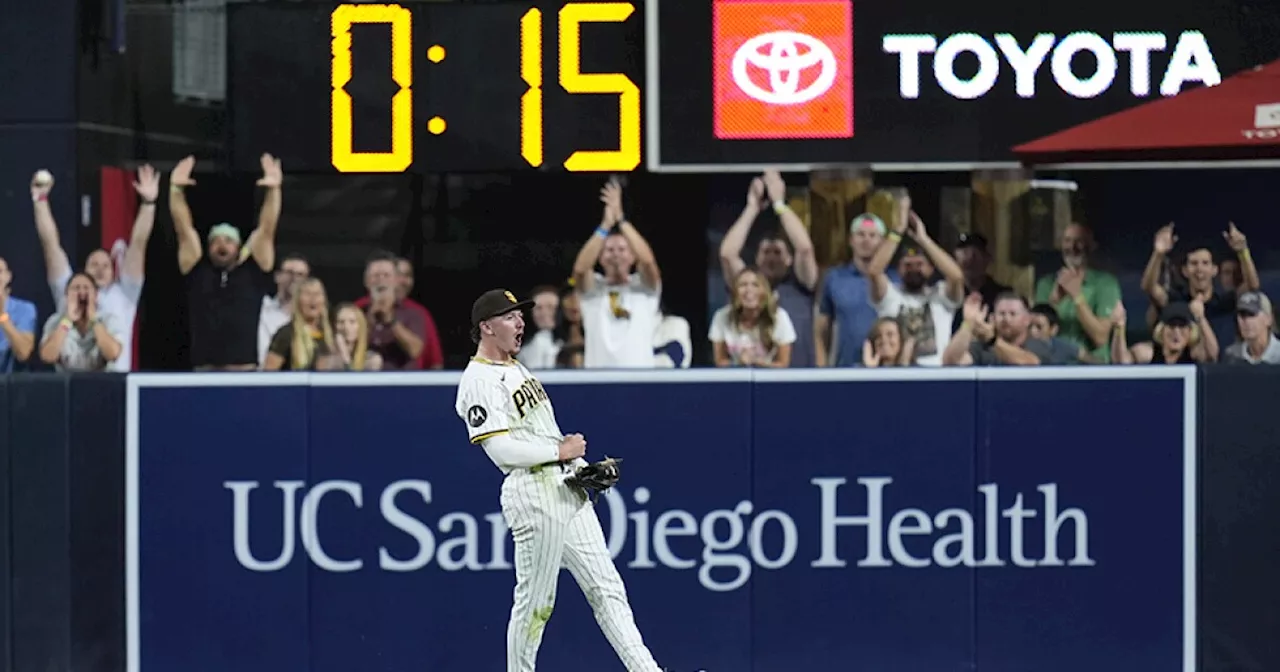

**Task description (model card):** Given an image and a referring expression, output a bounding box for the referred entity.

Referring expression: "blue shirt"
[819,265,900,368]
[0,297,37,373]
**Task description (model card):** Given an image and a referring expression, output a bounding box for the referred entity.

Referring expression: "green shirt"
[1034,268,1122,363]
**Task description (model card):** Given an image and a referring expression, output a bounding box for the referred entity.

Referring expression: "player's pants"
[499,465,661,672]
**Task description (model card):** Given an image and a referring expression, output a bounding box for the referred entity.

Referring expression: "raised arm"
[30,171,72,286]
[249,153,282,272]
[169,156,203,275]
[866,206,907,305]
[762,170,818,290]
[906,212,964,303]
[1140,223,1174,308]
[607,181,660,290]
[1223,222,1260,294]
[121,165,161,286]
[943,295,985,365]
[719,178,765,285]
[571,181,621,293]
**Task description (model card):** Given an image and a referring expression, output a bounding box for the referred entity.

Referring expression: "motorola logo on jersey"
[883,30,1222,100]
[712,0,854,139]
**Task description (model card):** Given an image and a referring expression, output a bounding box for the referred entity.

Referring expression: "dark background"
[656,0,1280,167]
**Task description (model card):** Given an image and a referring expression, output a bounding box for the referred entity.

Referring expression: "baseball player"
[454,289,664,672]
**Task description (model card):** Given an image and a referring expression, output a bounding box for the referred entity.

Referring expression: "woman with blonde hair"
[1111,299,1218,365]
[862,316,915,367]
[264,278,338,371]
[333,302,383,371]
[709,267,796,367]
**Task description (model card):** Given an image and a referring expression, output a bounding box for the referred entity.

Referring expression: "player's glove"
[565,457,623,503]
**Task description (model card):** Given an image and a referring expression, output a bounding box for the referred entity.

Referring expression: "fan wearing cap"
[1140,222,1260,350]
[454,289,665,672]
[816,211,901,368]
[949,233,1011,335]
[1223,291,1280,364]
[864,195,965,366]
[171,154,283,370]
[1111,299,1219,365]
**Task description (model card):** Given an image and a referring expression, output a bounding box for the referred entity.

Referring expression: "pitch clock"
[228,2,644,173]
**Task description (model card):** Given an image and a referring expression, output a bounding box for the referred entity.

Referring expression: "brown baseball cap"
[471,289,533,327]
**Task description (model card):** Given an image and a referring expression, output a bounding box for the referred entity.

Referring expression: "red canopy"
[1014,58,1280,164]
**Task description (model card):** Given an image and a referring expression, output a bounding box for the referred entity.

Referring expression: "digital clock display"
[228,2,644,173]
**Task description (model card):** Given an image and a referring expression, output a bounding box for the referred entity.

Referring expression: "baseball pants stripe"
[561,502,662,672]
[500,468,661,672]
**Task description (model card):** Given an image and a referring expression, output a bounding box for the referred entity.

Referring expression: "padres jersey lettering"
[455,357,563,448]
[512,377,549,418]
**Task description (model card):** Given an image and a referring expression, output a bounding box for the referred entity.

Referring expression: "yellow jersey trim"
[471,356,517,367]
[470,429,510,444]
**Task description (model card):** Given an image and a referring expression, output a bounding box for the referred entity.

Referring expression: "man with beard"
[571,177,662,368]
[1139,222,1259,350]
[949,233,1010,334]
[1033,223,1122,363]
[718,169,818,367]
[943,293,1072,366]
[172,153,282,371]
[865,198,965,367]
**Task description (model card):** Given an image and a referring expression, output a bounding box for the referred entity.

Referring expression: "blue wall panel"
[127,369,1195,672]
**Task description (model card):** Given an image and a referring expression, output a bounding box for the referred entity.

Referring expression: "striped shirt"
[455,356,564,462]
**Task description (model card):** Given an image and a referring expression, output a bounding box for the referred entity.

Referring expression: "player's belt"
[529,460,571,474]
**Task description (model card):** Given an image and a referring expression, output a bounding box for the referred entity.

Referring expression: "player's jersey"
[455,356,564,455]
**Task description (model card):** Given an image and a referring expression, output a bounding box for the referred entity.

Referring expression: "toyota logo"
[730,31,839,105]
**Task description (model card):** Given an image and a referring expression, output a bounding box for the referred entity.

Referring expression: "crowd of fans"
[0,160,1274,374]
[726,172,1276,368]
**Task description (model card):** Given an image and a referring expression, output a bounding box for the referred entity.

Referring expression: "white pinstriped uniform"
[455,357,662,672]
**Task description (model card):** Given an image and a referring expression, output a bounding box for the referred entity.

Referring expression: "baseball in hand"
[33,170,53,186]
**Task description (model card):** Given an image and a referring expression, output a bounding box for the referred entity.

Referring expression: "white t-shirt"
[518,330,561,369]
[454,357,573,474]
[874,280,960,367]
[579,272,661,368]
[258,295,291,367]
[41,312,129,372]
[53,270,141,373]
[708,305,797,367]
[653,314,692,368]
